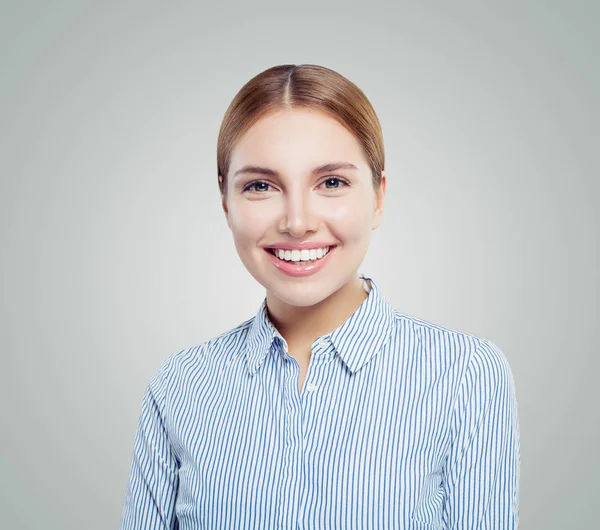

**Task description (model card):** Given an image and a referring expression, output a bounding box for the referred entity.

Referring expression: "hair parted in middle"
[217,64,385,197]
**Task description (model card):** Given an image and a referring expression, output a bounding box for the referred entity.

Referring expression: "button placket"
[298,342,323,528]
[281,350,303,529]
[301,336,330,395]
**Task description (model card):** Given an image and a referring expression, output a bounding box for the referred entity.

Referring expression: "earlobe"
[372,173,386,230]
[372,211,383,230]
[371,204,383,230]
[221,197,230,228]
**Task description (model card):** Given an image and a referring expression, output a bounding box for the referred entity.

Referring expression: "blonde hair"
[217,64,385,197]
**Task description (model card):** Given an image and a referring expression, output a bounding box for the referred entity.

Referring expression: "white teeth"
[273,246,330,262]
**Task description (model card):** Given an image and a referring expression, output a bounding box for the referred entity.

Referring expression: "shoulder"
[391,310,514,383]
[392,310,481,356]
[152,315,256,388]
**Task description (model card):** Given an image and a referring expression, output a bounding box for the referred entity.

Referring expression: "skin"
[221,107,386,390]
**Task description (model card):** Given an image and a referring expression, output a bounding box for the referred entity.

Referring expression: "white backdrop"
[1,1,598,528]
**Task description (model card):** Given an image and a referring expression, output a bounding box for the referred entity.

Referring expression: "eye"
[242,180,274,193]
[242,176,349,194]
[319,176,349,190]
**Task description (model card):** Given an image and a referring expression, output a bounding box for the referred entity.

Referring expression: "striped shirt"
[120,274,520,529]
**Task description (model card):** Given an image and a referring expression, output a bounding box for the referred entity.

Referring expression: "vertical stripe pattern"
[120,274,520,529]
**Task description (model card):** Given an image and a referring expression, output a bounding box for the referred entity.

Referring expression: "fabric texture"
[120,274,520,529]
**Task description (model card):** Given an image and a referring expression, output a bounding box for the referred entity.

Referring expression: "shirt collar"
[242,274,396,376]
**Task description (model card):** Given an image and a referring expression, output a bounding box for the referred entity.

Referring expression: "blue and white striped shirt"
[120,274,520,529]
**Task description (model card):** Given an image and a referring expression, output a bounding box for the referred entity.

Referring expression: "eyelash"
[242,176,350,193]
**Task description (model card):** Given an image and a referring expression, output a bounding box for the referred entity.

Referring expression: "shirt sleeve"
[441,339,521,529]
[120,354,180,529]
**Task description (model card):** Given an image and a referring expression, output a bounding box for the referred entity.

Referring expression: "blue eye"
[242,181,273,193]
[242,176,349,194]
[320,177,349,189]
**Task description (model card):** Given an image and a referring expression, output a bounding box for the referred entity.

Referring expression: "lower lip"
[265,247,336,277]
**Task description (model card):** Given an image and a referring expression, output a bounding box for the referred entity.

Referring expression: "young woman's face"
[222,107,386,308]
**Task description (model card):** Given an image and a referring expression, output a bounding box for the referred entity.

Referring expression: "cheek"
[323,199,373,239]
[228,203,268,247]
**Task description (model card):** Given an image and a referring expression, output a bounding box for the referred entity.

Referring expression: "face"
[222,107,386,308]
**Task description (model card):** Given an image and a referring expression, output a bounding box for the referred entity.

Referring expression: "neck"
[265,274,369,347]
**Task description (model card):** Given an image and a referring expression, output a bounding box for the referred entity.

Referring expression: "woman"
[120,64,520,529]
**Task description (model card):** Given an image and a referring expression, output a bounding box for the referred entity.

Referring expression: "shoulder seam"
[393,311,481,341]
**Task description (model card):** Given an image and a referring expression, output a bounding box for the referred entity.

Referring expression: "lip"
[265,246,336,277]
[264,241,337,251]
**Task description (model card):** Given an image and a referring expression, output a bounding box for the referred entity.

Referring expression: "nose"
[278,190,318,237]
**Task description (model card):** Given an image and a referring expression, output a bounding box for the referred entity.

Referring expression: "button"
[306,383,317,393]
[318,337,329,349]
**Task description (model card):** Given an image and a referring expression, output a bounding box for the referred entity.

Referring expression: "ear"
[221,195,231,228]
[371,172,386,230]
[219,175,231,228]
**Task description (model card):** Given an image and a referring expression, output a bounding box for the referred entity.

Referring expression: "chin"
[271,288,332,308]
[269,275,351,307]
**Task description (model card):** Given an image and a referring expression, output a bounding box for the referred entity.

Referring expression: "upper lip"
[264,241,337,250]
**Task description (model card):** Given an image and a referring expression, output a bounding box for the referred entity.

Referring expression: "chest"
[168,349,451,529]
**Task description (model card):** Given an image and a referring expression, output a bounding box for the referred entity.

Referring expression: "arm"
[441,339,520,529]
[120,355,180,529]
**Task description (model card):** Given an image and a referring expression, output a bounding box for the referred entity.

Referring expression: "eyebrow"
[232,162,359,180]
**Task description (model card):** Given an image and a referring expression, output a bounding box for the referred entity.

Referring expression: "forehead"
[230,108,369,173]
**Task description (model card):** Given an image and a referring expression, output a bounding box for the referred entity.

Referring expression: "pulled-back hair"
[217,64,385,197]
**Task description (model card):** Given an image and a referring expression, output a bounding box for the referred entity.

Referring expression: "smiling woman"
[220,102,385,312]
[120,64,520,529]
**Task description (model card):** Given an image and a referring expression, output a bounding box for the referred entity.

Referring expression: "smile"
[264,246,337,277]
[268,246,331,263]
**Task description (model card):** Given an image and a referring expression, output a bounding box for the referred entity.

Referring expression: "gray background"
[1,1,597,528]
